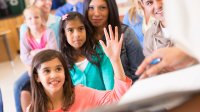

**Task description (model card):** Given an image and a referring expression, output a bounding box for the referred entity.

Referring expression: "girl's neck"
[95,26,105,40]
[47,89,64,110]
[30,27,45,39]
[73,50,86,62]
[76,55,86,63]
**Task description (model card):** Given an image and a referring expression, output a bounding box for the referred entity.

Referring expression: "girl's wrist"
[110,57,121,64]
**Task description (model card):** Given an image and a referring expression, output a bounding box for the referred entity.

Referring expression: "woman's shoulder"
[49,14,61,20]
[47,14,61,26]
[121,24,132,32]
[121,24,136,38]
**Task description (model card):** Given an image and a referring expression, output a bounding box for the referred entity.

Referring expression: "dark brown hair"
[84,0,122,41]
[29,49,75,112]
[59,12,101,69]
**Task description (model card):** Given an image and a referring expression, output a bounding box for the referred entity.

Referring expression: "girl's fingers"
[99,40,107,51]
[115,26,118,41]
[108,25,114,40]
[119,33,124,45]
[103,27,110,45]
[118,34,123,50]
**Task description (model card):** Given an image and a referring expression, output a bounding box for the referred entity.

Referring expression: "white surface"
[165,0,200,61]
[119,64,200,111]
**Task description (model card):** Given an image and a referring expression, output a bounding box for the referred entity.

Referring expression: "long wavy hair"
[84,0,122,41]
[59,12,101,69]
[29,50,75,112]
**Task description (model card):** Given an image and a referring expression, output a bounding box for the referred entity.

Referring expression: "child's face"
[65,19,86,50]
[25,10,43,30]
[36,58,65,95]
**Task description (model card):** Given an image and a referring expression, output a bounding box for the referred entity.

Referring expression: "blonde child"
[19,6,58,112]
[20,6,58,67]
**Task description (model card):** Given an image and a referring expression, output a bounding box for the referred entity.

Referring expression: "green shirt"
[69,46,114,90]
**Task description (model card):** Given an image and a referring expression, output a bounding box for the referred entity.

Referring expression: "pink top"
[27,31,47,50]
[20,29,58,66]
[48,77,132,112]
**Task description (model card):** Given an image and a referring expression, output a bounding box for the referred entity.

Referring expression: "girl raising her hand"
[27,25,132,112]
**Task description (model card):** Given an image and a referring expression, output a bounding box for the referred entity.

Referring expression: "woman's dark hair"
[59,12,101,69]
[84,0,122,40]
[29,49,75,112]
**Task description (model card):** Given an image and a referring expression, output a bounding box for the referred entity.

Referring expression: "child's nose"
[73,30,80,38]
[50,71,57,78]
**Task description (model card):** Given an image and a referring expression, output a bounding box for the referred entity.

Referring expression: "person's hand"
[99,25,123,62]
[136,47,198,80]
[100,25,126,81]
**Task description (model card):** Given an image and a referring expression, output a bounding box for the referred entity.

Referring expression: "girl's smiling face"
[37,58,65,95]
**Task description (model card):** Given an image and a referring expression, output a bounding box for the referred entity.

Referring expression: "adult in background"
[142,0,174,57]
[136,0,200,110]
[55,0,84,16]
[84,0,144,81]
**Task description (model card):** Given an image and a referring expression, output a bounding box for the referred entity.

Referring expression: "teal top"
[69,45,114,90]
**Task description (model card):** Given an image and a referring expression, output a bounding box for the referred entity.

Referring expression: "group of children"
[14,0,177,111]
[27,24,132,111]
[17,1,131,111]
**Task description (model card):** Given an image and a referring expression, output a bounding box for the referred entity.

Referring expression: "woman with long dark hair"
[84,0,144,81]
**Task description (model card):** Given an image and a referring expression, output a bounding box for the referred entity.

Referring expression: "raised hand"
[100,25,126,81]
[99,25,123,62]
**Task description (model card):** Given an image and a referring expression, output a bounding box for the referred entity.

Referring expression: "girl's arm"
[74,27,132,109]
[20,35,34,66]
[32,29,59,54]
[44,29,59,50]
[99,25,126,81]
